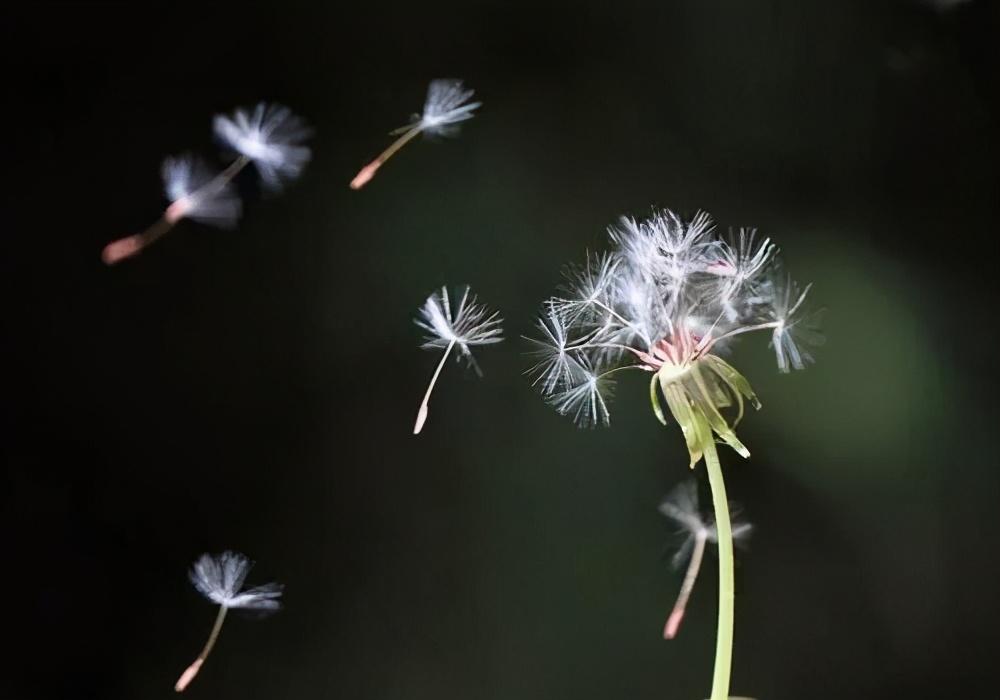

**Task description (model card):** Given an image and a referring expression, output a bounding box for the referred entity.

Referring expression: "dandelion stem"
[413,338,456,435]
[212,155,252,188]
[102,156,250,265]
[703,437,735,700]
[351,125,423,190]
[175,604,229,692]
[664,529,707,639]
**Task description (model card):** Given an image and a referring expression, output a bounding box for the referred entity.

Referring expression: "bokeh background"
[4,1,999,698]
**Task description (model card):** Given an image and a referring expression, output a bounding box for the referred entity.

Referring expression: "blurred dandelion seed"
[413,286,502,434]
[213,103,313,191]
[174,551,283,693]
[102,103,311,265]
[659,480,752,640]
[351,79,481,190]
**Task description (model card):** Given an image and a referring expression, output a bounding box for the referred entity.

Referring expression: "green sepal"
[704,369,732,408]
[660,375,712,468]
[689,364,750,459]
[702,354,760,408]
[649,373,668,426]
[702,354,761,427]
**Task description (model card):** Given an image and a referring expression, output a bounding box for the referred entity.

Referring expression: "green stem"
[174,604,229,692]
[376,125,423,165]
[199,604,229,663]
[703,437,734,700]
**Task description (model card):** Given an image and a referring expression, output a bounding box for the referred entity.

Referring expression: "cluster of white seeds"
[528,209,820,427]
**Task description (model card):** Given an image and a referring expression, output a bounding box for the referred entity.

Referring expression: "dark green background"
[4,1,998,698]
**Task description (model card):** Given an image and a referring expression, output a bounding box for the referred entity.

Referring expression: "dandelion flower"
[351,79,481,190]
[527,208,819,449]
[413,285,502,434]
[102,104,311,265]
[526,208,819,700]
[659,479,752,640]
[174,551,282,693]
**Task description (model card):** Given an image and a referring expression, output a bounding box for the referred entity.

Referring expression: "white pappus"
[413,285,503,434]
[411,79,482,136]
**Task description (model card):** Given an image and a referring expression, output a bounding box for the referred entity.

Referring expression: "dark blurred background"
[3,1,999,698]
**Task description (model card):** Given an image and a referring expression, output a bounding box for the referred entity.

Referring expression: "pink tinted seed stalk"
[351,125,423,190]
[102,215,176,264]
[175,605,229,692]
[173,659,203,693]
[664,529,707,640]
[103,156,249,265]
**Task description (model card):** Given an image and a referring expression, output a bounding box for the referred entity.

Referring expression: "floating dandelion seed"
[174,551,283,693]
[413,286,502,434]
[351,79,481,190]
[765,270,823,373]
[527,208,819,700]
[102,103,311,265]
[659,479,752,640]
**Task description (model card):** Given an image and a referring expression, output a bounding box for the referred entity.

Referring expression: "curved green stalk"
[174,604,229,692]
[703,437,734,700]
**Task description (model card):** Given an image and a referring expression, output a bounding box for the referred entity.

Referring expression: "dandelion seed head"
[188,551,283,611]
[214,103,312,190]
[527,208,820,427]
